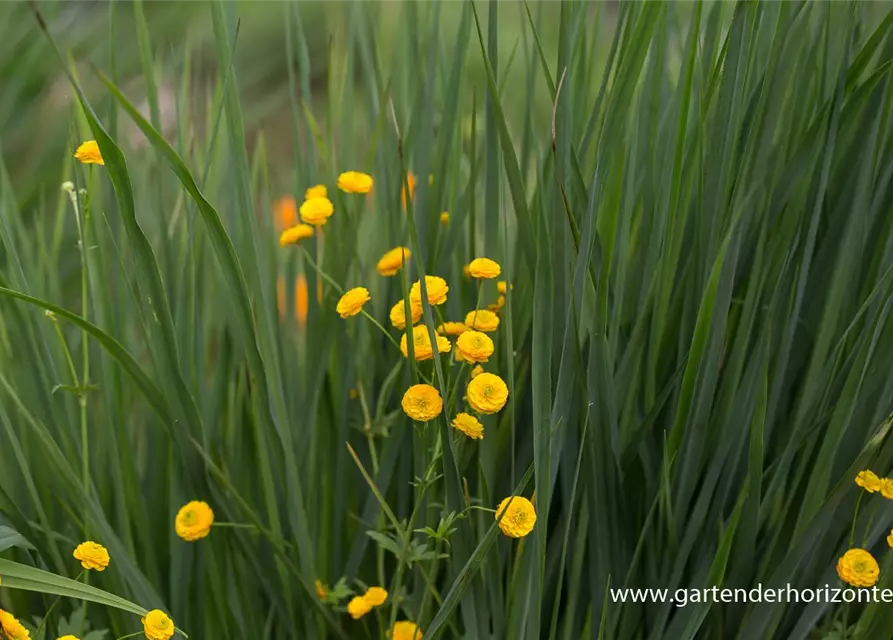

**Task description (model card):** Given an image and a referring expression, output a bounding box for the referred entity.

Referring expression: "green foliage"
[2,1,893,639]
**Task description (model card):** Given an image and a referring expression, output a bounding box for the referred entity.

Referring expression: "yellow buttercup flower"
[337,171,374,194]
[400,325,450,361]
[279,224,314,247]
[465,309,500,332]
[142,609,175,640]
[401,172,417,206]
[363,586,388,606]
[305,184,327,199]
[73,541,110,571]
[388,621,423,640]
[836,548,879,587]
[315,580,328,600]
[455,331,494,363]
[295,275,309,327]
[410,276,449,306]
[888,529,893,549]
[74,140,104,166]
[856,470,882,493]
[0,609,30,640]
[300,196,335,226]
[274,196,298,231]
[495,496,536,538]
[347,596,372,619]
[467,257,501,279]
[377,247,412,276]
[452,413,484,440]
[467,372,509,414]
[336,287,371,318]
[175,500,214,541]
[401,384,443,422]
[496,281,512,295]
[470,365,484,378]
[488,295,506,313]
[57,636,79,640]
[389,299,423,330]
[881,478,893,499]
[440,212,450,225]
[437,322,468,336]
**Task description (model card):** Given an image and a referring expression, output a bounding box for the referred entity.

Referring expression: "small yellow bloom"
[142,609,175,640]
[881,478,893,500]
[400,325,451,361]
[73,541,110,571]
[300,196,335,226]
[388,621,423,640]
[488,295,506,313]
[470,365,484,378]
[0,609,30,640]
[389,299,423,330]
[410,276,449,306]
[296,275,309,327]
[377,247,412,276]
[495,496,536,538]
[347,596,372,619]
[305,184,327,199]
[74,140,104,165]
[175,500,214,541]
[315,580,328,600]
[856,470,882,493]
[467,257,501,279]
[836,548,879,587]
[467,372,509,414]
[401,172,417,206]
[401,384,443,422]
[279,224,314,247]
[888,529,893,549]
[456,331,494,363]
[437,322,468,336]
[363,586,388,606]
[440,212,450,225]
[274,196,298,231]
[496,281,513,295]
[57,636,80,640]
[337,171,374,194]
[465,309,500,332]
[452,413,484,440]
[336,287,371,319]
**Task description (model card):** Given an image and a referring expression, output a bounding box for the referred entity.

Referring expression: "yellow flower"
[401,172,417,206]
[856,470,882,493]
[401,384,443,422]
[400,325,451,361]
[495,496,536,538]
[455,331,494,363]
[496,281,512,295]
[279,224,314,247]
[467,258,501,279]
[74,140,104,166]
[347,596,372,619]
[274,196,298,231]
[175,500,214,541]
[470,365,484,378]
[300,196,335,226]
[452,413,484,440]
[57,636,79,640]
[363,586,388,606]
[377,247,412,276]
[465,309,500,332]
[315,580,328,600]
[389,299,423,330]
[337,171,374,194]
[336,287,371,318]
[467,372,509,414]
[388,621,423,640]
[0,609,30,640]
[881,478,893,499]
[73,541,110,571]
[410,276,449,306]
[142,609,175,640]
[836,548,879,587]
[305,184,327,199]
[888,529,893,549]
[296,275,309,327]
[440,212,450,225]
[437,322,468,336]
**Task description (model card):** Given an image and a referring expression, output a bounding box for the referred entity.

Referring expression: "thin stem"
[361,310,402,351]
[849,492,864,547]
[33,571,83,639]
[213,522,260,530]
[300,245,342,293]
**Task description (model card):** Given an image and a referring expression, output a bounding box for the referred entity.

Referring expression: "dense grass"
[3,1,893,639]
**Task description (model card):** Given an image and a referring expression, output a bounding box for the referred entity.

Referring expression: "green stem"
[33,571,83,638]
[849,492,864,547]
[213,522,260,530]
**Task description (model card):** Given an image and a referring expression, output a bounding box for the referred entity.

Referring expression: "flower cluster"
[346,586,388,619]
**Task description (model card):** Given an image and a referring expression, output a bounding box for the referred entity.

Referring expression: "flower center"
[855,561,866,573]
[183,510,196,525]
[484,385,493,397]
